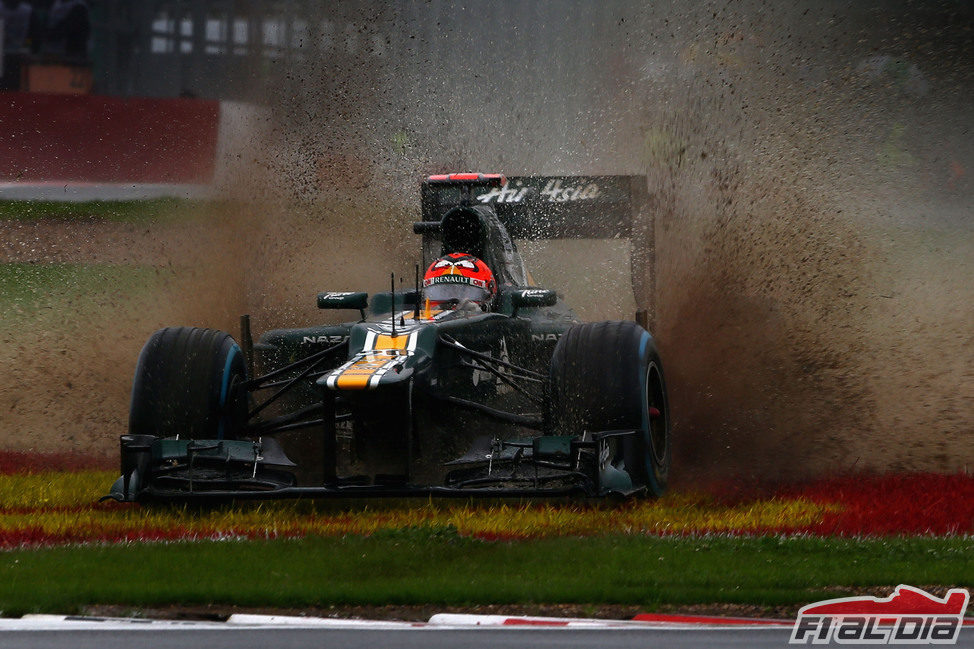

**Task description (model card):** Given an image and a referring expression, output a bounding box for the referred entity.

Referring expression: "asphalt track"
[0,628,795,649]
[0,617,794,649]
[2,615,973,649]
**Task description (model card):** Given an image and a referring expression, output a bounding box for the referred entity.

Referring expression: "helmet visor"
[425,282,491,305]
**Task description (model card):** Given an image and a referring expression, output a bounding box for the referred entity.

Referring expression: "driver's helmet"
[422,252,496,311]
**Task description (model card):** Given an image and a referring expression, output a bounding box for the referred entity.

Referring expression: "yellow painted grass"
[0,470,112,509]
[0,471,838,544]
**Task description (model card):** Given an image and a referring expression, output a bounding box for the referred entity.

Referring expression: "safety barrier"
[0,92,219,183]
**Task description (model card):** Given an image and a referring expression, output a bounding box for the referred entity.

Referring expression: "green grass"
[0,533,969,616]
[0,263,169,328]
[0,199,215,223]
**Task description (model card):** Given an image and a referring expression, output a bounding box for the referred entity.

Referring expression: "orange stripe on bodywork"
[373,334,409,351]
[335,373,371,389]
[330,333,411,390]
[334,355,388,389]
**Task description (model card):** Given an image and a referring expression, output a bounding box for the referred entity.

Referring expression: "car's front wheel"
[129,326,248,440]
[548,320,670,497]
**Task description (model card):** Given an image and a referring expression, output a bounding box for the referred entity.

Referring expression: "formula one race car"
[106,173,670,502]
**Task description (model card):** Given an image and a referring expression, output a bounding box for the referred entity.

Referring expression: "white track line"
[427,613,792,629]
[0,615,230,630]
[227,614,426,628]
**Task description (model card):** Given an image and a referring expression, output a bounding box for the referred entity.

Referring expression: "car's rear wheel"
[548,320,670,497]
[129,327,248,440]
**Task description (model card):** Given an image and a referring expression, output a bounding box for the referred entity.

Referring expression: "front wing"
[103,431,646,503]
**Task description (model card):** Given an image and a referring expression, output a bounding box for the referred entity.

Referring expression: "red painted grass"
[711,472,974,536]
[0,451,113,475]
[0,527,261,547]
[792,473,974,536]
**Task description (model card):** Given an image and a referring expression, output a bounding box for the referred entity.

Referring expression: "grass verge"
[0,533,969,616]
[0,263,168,328]
[0,199,211,223]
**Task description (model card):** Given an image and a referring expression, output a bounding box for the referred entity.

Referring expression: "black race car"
[106,173,670,502]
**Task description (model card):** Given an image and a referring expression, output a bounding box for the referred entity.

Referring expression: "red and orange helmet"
[422,253,496,310]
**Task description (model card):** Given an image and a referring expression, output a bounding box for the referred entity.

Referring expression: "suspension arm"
[430,393,543,429]
[438,334,546,379]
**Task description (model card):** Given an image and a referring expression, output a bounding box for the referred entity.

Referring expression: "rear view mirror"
[510,288,557,316]
[317,292,369,311]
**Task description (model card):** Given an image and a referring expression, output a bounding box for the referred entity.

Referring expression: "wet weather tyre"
[549,321,670,497]
[129,327,248,440]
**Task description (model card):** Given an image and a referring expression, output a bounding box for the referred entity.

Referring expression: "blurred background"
[0,0,971,484]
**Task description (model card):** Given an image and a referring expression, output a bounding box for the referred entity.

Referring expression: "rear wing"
[418,174,657,330]
[420,174,650,239]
